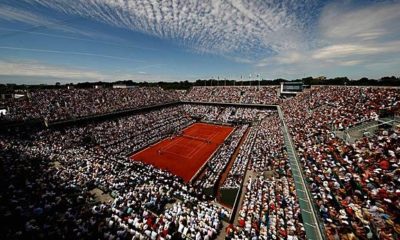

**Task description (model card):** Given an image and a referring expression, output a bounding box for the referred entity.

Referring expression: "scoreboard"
[281,81,304,94]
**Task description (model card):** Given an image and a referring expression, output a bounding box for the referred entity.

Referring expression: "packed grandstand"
[0,85,399,240]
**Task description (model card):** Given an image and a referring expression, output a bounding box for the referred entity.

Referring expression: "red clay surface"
[131,123,234,182]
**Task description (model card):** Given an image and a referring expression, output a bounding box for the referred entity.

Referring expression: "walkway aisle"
[232,169,257,224]
[215,169,256,240]
[277,106,325,240]
[216,127,250,205]
[216,221,229,240]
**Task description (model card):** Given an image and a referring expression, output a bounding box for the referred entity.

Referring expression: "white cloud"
[276,52,303,64]
[319,2,400,41]
[22,0,316,60]
[0,5,92,38]
[0,59,186,83]
[0,4,130,42]
[312,41,400,60]
[310,2,400,63]
[256,1,400,79]
[257,51,304,67]
[0,46,144,63]
[0,60,105,80]
[0,5,48,26]
[338,60,363,66]
[2,0,399,80]
[229,56,254,64]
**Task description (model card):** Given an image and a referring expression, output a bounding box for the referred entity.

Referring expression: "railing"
[277,106,326,240]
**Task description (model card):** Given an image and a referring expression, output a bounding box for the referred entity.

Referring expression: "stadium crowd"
[194,124,248,191]
[228,175,306,240]
[0,105,229,239]
[1,85,400,239]
[182,104,222,122]
[221,112,285,189]
[282,86,400,239]
[0,87,179,122]
[182,104,272,123]
[73,106,194,157]
[183,86,280,105]
[221,127,256,189]
[0,86,280,124]
[220,112,305,239]
[297,86,398,130]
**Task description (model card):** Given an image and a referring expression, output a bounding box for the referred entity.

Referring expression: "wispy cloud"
[0,4,133,44]
[0,46,145,63]
[319,1,400,42]
[0,5,91,38]
[0,59,183,83]
[312,41,400,60]
[0,27,158,51]
[0,59,105,80]
[1,0,399,81]
[256,1,400,79]
[312,1,400,61]
[0,4,48,26]
[22,0,317,60]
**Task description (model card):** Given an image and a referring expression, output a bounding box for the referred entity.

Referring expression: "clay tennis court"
[131,123,234,182]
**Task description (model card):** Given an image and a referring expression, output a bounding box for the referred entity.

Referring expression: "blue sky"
[0,0,399,84]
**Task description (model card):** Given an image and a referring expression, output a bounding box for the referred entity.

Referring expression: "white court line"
[163,133,210,160]
[131,137,172,159]
[163,147,193,159]
[163,142,196,159]
[161,137,185,152]
[184,124,233,159]
[185,140,208,159]
[162,127,217,159]
[135,123,234,174]
[132,124,193,159]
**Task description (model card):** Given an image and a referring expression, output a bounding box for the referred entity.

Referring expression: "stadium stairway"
[277,106,326,240]
[379,116,400,126]
[334,120,377,144]
[335,116,399,143]
[216,127,251,207]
